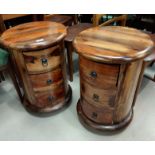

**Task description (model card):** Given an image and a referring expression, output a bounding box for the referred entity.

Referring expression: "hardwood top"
[0,21,67,51]
[73,26,154,63]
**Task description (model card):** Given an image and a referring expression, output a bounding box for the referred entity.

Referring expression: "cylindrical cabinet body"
[74,26,154,131]
[0,21,72,113]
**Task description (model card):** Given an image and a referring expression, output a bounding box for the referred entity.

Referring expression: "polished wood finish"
[65,23,93,81]
[80,57,119,89]
[65,15,127,81]
[74,26,154,131]
[0,21,67,51]
[74,26,154,63]
[0,21,72,114]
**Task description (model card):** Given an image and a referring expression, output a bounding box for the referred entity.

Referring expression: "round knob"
[48,96,53,102]
[90,71,97,78]
[93,94,99,102]
[47,79,52,85]
[41,58,48,66]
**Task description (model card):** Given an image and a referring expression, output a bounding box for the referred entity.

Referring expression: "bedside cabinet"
[0,21,72,113]
[74,26,154,131]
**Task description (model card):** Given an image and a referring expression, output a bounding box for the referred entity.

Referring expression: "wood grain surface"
[0,22,72,113]
[76,26,154,131]
[74,26,154,63]
[0,21,67,51]
[79,56,119,89]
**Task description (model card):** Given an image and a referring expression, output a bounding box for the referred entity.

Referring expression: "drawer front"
[34,86,65,108]
[29,68,63,91]
[80,56,120,89]
[81,80,117,108]
[81,99,113,124]
[23,45,61,74]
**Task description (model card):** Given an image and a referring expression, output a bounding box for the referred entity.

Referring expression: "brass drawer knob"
[47,79,53,85]
[93,94,99,102]
[90,71,97,78]
[41,58,48,67]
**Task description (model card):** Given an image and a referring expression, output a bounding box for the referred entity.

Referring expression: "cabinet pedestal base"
[23,85,72,115]
[77,100,133,131]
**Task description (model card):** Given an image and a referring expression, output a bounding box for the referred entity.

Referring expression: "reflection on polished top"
[73,26,154,63]
[0,21,67,51]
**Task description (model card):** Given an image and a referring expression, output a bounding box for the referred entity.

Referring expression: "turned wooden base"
[23,85,72,115]
[77,100,133,131]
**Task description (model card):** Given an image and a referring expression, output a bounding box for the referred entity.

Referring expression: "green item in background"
[0,48,9,66]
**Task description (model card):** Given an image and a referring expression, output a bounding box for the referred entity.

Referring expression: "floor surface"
[0,53,155,141]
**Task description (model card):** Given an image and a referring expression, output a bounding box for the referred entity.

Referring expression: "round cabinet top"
[0,21,67,51]
[73,26,154,63]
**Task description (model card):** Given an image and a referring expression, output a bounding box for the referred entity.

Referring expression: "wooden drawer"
[80,57,120,89]
[29,68,63,92]
[81,80,117,108]
[81,99,113,124]
[34,86,65,108]
[23,45,61,74]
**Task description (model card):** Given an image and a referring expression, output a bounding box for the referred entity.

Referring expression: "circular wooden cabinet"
[0,21,72,113]
[73,26,154,131]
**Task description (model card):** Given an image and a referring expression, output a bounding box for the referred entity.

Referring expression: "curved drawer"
[80,56,120,89]
[81,98,113,124]
[34,86,65,108]
[29,68,63,92]
[23,45,61,74]
[81,80,117,108]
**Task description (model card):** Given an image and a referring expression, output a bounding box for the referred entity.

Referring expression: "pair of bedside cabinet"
[0,21,154,131]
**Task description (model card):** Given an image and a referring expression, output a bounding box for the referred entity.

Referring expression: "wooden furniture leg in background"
[0,71,5,81]
[65,42,74,82]
[64,23,93,82]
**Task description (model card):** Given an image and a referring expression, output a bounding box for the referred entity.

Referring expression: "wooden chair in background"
[44,14,77,26]
[93,14,127,26]
[0,15,6,33]
[98,14,127,27]
[64,22,93,81]
[92,14,105,26]
[0,14,43,29]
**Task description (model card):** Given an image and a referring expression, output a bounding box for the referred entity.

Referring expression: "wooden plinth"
[77,100,133,131]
